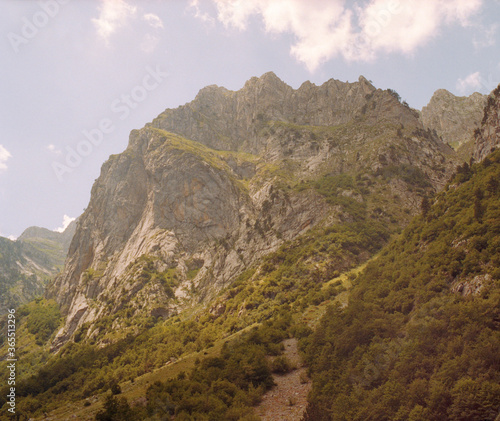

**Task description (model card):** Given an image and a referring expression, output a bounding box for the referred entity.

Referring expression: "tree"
[421,197,431,219]
[95,394,134,421]
[474,188,484,222]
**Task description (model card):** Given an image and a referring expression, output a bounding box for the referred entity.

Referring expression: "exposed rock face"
[474,85,500,162]
[421,89,486,150]
[151,73,418,154]
[48,72,460,348]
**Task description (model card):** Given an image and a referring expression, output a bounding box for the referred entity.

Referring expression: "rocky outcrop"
[48,128,330,347]
[474,85,500,162]
[47,73,460,349]
[421,89,486,150]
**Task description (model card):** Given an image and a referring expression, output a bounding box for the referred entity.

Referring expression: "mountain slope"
[303,149,500,421]
[0,221,76,313]
[46,73,460,350]
[150,73,418,153]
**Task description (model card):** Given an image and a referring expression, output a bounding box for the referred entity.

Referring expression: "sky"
[1,0,499,239]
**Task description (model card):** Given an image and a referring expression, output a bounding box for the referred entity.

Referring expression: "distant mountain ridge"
[421,88,486,156]
[0,221,76,313]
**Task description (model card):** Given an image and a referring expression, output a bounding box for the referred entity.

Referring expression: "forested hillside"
[303,150,500,421]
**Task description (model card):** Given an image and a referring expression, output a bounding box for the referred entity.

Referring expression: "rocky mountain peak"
[421,88,486,150]
[357,75,376,92]
[242,71,289,91]
[150,72,421,154]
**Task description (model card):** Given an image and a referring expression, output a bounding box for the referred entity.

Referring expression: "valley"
[1,74,499,420]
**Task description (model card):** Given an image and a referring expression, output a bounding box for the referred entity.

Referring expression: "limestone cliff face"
[474,85,500,162]
[48,73,460,348]
[421,89,486,150]
[150,73,418,154]
[48,128,328,347]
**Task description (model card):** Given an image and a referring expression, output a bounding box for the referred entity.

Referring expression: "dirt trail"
[255,338,311,421]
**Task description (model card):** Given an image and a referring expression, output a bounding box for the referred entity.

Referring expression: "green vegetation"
[23,299,61,345]
[0,208,393,418]
[313,173,367,220]
[302,150,500,420]
[375,163,431,188]
[142,314,291,421]
[0,104,472,420]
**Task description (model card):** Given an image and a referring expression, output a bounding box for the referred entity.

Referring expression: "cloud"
[355,0,482,59]
[143,13,164,29]
[456,71,482,93]
[196,0,483,71]
[54,215,76,233]
[0,231,16,241]
[47,144,62,155]
[189,0,216,26]
[92,0,137,44]
[0,144,12,172]
[141,13,164,53]
[141,33,160,53]
[473,23,497,49]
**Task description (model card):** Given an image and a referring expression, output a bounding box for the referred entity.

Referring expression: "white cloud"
[0,144,12,172]
[47,144,62,155]
[92,0,137,44]
[196,0,483,71]
[359,0,483,56]
[456,71,482,93]
[141,13,163,53]
[54,215,76,233]
[143,13,164,29]
[189,0,216,26]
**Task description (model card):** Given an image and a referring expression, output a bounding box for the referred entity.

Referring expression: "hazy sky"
[1,0,499,238]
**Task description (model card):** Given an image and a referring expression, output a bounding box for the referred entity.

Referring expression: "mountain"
[421,89,486,157]
[3,73,486,420]
[302,85,500,421]
[18,222,76,269]
[474,85,500,162]
[46,72,460,350]
[0,221,76,313]
[303,148,500,421]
